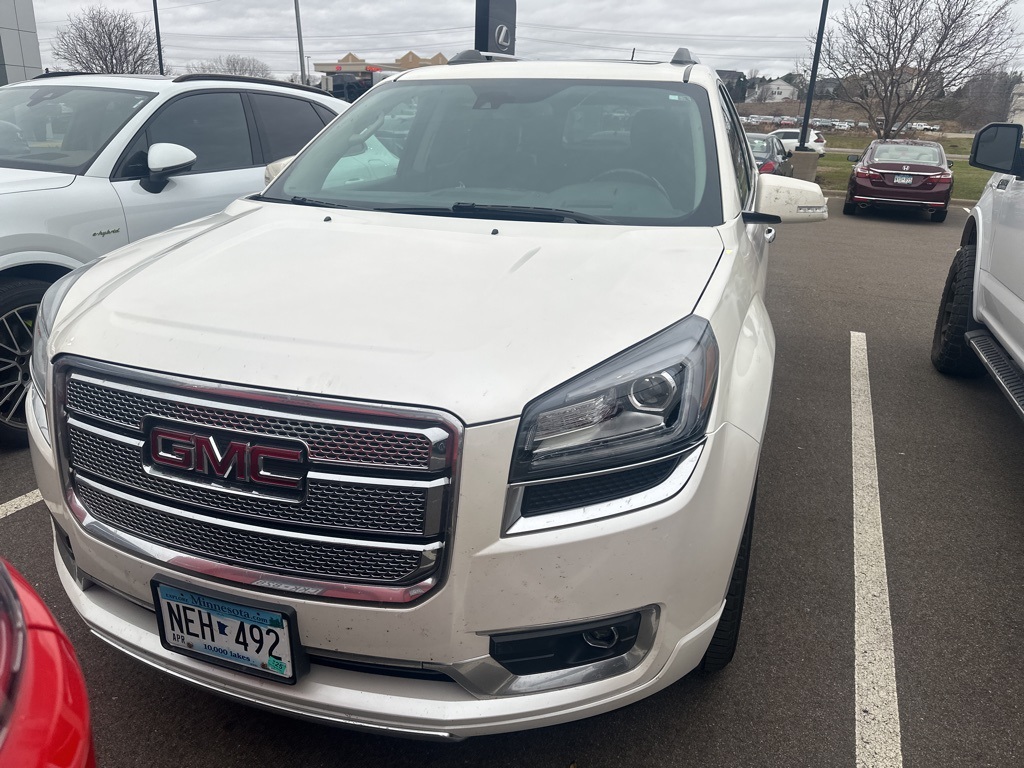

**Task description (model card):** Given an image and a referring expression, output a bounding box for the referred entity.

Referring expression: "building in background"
[0,0,42,85]
[756,78,799,103]
[314,51,448,100]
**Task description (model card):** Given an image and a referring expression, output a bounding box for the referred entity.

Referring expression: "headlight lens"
[511,315,718,482]
[29,266,91,402]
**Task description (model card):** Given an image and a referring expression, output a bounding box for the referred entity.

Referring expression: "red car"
[0,559,95,768]
[844,139,953,222]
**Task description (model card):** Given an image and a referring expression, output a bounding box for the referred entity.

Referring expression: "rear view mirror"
[747,174,828,223]
[970,123,1023,175]
[142,143,197,193]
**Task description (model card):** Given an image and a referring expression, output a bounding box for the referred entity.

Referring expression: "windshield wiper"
[287,196,357,209]
[450,203,612,224]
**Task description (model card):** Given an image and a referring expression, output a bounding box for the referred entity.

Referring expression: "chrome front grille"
[57,361,460,602]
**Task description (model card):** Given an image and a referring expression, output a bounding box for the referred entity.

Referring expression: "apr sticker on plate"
[152,580,303,683]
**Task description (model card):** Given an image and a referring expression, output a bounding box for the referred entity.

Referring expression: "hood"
[54,201,724,425]
[0,166,76,196]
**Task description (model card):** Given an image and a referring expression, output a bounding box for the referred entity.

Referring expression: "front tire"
[0,279,49,445]
[931,244,984,376]
[698,484,756,674]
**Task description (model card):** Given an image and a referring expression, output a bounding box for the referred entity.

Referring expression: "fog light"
[490,612,642,676]
[582,627,619,649]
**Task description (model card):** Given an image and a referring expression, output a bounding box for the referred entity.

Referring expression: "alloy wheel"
[0,303,37,430]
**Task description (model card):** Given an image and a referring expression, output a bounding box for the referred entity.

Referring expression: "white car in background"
[769,127,827,156]
[0,73,345,442]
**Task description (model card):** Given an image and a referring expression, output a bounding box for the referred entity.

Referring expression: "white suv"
[29,50,826,738]
[0,73,344,441]
[931,122,1024,418]
[770,127,827,156]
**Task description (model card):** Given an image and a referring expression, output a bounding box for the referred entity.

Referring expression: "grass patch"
[813,152,991,201]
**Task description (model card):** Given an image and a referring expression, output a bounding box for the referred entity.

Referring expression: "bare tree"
[52,6,161,74]
[818,0,1020,138]
[186,55,273,78]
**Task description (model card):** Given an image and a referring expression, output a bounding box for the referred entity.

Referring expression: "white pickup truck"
[931,122,1024,419]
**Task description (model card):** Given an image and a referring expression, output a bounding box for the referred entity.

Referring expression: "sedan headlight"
[511,315,718,482]
[29,267,91,441]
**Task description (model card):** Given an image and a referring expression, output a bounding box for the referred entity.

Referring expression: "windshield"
[266,78,722,226]
[871,144,943,165]
[747,136,770,158]
[0,85,154,174]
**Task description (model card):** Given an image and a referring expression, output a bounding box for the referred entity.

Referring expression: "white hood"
[0,166,75,195]
[54,201,724,424]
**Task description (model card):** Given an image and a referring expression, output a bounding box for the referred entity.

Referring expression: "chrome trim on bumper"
[852,195,947,206]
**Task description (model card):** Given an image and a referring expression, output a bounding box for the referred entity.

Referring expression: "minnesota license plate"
[152,580,301,683]
[893,174,914,184]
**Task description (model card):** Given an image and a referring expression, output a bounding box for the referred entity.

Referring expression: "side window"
[718,87,752,206]
[119,92,253,177]
[312,103,338,125]
[249,93,329,162]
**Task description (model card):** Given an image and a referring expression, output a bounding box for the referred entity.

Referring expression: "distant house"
[816,78,841,98]
[757,78,799,102]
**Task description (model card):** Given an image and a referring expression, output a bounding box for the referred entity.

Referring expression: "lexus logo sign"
[495,24,511,51]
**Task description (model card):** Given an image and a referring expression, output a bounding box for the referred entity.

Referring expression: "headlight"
[29,267,92,439]
[511,315,718,482]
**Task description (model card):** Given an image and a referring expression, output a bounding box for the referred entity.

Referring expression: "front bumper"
[29,385,760,738]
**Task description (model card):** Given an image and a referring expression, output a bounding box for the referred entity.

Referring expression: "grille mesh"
[77,483,424,583]
[70,427,432,534]
[67,377,438,469]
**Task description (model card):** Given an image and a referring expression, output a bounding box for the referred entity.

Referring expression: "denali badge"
[149,426,306,490]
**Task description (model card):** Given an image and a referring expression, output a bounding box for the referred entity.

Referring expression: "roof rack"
[171,73,333,97]
[32,71,95,79]
[670,48,700,65]
[448,49,519,65]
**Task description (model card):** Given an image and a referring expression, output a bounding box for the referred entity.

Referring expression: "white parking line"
[0,489,42,521]
[962,207,971,214]
[850,331,904,767]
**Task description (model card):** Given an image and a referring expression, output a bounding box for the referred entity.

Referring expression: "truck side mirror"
[970,123,1023,175]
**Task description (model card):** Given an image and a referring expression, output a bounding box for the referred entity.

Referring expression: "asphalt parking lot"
[1,199,1021,767]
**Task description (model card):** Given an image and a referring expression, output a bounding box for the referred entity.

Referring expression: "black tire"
[698,484,756,674]
[931,209,948,223]
[0,279,50,446]
[842,201,856,216]
[931,244,984,376]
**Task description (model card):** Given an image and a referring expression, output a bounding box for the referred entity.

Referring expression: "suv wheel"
[931,244,984,376]
[698,483,756,674]
[0,280,49,445]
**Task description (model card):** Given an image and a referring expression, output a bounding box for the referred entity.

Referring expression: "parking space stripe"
[0,489,42,521]
[850,331,904,767]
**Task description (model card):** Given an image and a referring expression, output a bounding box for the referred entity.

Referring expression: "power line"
[36,0,225,24]
[518,22,806,42]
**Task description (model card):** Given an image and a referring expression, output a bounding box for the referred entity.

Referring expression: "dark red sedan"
[0,559,95,768]
[844,139,953,222]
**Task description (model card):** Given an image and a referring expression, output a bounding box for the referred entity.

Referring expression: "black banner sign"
[475,0,517,55]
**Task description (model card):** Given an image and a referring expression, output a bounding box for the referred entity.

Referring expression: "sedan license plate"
[153,580,301,683]
[893,174,914,184]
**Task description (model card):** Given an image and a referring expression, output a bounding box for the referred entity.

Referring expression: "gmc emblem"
[149,427,305,490]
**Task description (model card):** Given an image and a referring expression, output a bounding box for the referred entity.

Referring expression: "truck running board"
[966,330,1024,422]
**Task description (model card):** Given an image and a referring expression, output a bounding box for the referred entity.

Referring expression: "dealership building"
[1,0,42,85]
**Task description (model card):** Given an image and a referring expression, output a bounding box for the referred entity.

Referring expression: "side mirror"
[970,123,1023,174]
[264,155,296,186]
[948,160,954,167]
[142,143,197,193]
[786,150,793,158]
[847,154,861,162]
[745,174,828,223]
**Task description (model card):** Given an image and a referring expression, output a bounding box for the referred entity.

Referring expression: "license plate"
[152,580,302,683]
[893,174,914,184]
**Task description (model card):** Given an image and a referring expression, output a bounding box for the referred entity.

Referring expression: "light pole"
[799,0,830,151]
[305,55,313,86]
[153,0,164,75]
[294,0,307,86]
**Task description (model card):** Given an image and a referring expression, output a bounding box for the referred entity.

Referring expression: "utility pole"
[799,0,830,150]
[153,0,164,75]
[294,0,307,86]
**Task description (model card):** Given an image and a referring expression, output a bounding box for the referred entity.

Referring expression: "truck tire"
[698,484,756,674]
[931,244,984,376]
[0,279,50,445]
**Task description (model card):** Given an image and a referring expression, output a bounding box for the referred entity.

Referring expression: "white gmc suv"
[931,122,1024,419]
[0,73,344,441]
[28,51,826,738]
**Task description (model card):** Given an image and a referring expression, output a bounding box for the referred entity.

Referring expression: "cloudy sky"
[26,0,865,78]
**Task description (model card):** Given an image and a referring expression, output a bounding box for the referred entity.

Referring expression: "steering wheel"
[591,168,670,199]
